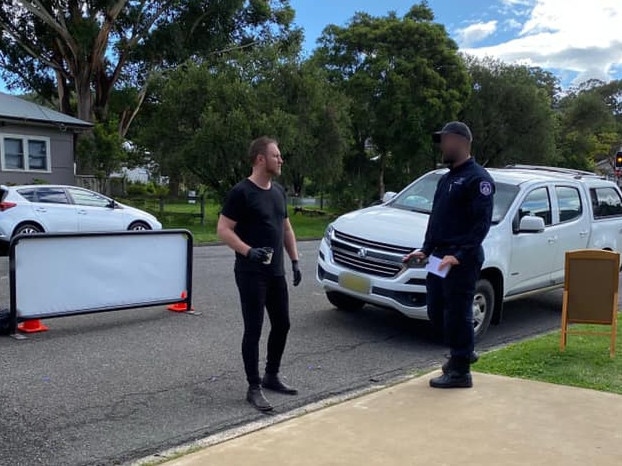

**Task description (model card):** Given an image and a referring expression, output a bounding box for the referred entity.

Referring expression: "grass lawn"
[476,315,622,395]
[123,198,333,244]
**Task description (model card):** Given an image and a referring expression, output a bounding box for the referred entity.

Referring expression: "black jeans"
[235,271,290,386]
[426,254,483,359]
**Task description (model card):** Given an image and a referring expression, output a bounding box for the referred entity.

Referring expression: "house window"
[0,134,51,172]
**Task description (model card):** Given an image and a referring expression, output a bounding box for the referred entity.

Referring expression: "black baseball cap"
[432,121,473,143]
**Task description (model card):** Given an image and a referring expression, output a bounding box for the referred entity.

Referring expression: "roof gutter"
[0,115,93,131]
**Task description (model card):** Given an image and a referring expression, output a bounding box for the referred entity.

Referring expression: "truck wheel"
[473,279,494,341]
[326,291,365,311]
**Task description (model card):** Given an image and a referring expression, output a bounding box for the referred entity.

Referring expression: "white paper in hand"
[425,255,451,278]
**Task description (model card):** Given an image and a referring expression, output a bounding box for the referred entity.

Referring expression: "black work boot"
[442,351,479,374]
[262,373,298,395]
[246,386,273,412]
[430,357,473,389]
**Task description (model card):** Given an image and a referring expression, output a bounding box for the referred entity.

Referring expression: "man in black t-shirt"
[217,136,302,412]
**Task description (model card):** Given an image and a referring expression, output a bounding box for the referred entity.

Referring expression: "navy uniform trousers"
[426,248,483,358]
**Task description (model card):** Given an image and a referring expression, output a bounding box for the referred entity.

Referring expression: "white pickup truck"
[316,165,622,338]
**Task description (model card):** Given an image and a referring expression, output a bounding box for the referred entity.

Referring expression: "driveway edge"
[128,372,422,466]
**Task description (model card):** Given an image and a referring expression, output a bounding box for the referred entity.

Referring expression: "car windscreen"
[389,172,520,223]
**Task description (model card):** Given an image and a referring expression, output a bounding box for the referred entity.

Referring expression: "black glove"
[247,247,269,263]
[292,260,302,287]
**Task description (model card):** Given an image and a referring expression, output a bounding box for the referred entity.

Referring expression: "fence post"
[200,195,206,226]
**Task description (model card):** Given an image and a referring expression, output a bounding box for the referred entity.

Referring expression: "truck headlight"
[324,224,334,243]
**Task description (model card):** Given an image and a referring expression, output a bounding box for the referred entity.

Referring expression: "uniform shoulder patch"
[479,180,493,196]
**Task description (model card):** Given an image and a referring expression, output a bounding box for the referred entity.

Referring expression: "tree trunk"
[57,77,73,116]
[75,73,93,122]
[169,172,181,198]
[93,72,112,122]
[292,172,304,198]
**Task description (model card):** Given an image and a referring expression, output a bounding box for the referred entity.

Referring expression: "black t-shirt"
[221,179,288,276]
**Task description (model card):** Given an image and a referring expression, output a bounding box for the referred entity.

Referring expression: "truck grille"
[330,230,415,278]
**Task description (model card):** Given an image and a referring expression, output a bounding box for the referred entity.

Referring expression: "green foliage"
[76,118,126,177]
[557,84,622,170]
[460,56,558,167]
[314,3,471,198]
[8,1,618,201]
[135,45,352,202]
[0,0,297,124]
[125,181,170,198]
[264,60,352,195]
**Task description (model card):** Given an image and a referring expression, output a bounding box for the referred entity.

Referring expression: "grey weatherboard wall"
[0,92,92,187]
[0,123,75,185]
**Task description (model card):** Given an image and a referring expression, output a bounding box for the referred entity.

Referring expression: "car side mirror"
[382,191,397,203]
[518,215,545,233]
[107,200,117,209]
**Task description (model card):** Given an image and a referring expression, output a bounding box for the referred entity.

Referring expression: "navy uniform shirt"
[421,158,495,262]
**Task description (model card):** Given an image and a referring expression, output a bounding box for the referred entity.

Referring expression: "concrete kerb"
[128,332,564,466]
[128,372,423,466]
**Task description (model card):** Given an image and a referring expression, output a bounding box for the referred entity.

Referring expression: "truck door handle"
[77,209,87,215]
[547,236,558,244]
[579,231,589,238]
[35,207,46,213]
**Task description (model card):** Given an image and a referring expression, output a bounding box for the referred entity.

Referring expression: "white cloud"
[501,0,532,5]
[456,20,498,47]
[464,0,622,84]
[504,18,522,30]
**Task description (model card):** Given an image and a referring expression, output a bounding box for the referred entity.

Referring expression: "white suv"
[316,165,622,338]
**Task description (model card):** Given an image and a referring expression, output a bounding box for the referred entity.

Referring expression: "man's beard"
[442,151,461,165]
[267,165,281,177]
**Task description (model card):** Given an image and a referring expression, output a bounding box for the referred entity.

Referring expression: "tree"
[263,60,351,199]
[557,87,621,170]
[77,117,126,189]
[314,3,470,199]
[0,0,296,134]
[460,56,558,168]
[134,44,351,202]
[134,60,251,199]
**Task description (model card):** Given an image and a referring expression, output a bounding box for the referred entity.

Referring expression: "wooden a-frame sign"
[561,249,619,358]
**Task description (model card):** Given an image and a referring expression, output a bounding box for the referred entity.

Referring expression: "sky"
[290,0,622,88]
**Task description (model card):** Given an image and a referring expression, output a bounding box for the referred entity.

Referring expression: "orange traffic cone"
[167,291,194,313]
[18,319,49,333]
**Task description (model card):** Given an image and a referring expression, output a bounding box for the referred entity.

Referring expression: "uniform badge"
[480,181,492,196]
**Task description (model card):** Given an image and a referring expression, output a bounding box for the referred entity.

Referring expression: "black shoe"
[262,373,298,395]
[442,351,479,374]
[430,371,473,389]
[246,386,273,412]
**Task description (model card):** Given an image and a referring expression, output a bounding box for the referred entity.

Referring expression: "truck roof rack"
[503,164,603,179]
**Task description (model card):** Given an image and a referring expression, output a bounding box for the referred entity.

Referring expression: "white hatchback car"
[0,184,162,250]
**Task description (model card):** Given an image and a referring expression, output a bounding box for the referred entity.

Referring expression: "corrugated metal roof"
[0,92,92,128]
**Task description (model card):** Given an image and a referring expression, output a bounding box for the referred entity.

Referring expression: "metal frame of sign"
[7,229,193,337]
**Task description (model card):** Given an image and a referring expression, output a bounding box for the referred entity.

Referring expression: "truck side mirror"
[382,191,397,203]
[518,215,545,233]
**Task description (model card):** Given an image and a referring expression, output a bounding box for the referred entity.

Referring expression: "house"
[0,92,92,186]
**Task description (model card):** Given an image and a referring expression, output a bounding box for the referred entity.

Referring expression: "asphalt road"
[0,241,570,465]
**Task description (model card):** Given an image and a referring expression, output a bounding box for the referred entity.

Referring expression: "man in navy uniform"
[404,122,494,388]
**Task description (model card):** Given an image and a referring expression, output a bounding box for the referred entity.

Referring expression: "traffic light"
[616,153,622,169]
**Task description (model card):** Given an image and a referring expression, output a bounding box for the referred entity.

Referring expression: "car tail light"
[0,201,16,212]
